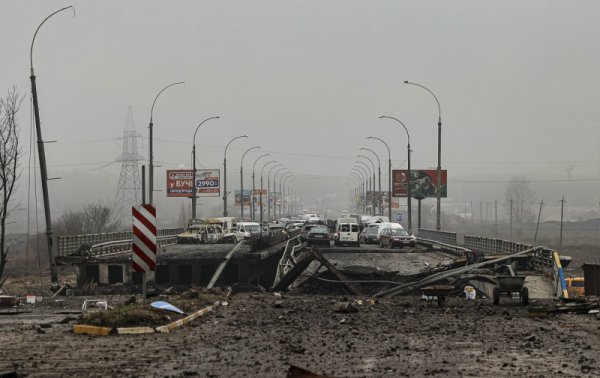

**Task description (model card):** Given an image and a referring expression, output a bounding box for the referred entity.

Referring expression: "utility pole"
[559,196,565,247]
[510,198,513,239]
[533,200,543,245]
[494,200,498,235]
[480,201,483,225]
[29,6,75,287]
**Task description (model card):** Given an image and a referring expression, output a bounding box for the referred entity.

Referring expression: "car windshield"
[365,228,378,235]
[245,225,260,232]
[391,229,409,236]
[310,227,328,233]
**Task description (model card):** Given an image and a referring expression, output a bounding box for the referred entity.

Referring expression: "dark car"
[300,224,319,241]
[379,228,416,248]
[360,227,379,244]
[306,226,331,247]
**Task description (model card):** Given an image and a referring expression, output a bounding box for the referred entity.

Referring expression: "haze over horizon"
[2,1,599,231]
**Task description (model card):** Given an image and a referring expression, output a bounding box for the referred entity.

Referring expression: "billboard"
[166,169,221,198]
[235,189,251,206]
[166,170,194,197]
[381,192,399,209]
[196,169,220,197]
[392,169,447,198]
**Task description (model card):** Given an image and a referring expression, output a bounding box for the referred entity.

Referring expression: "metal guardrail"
[463,235,532,255]
[57,228,183,257]
[423,231,567,299]
[417,229,457,246]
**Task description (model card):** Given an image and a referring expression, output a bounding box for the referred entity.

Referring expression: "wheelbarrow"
[421,285,454,307]
[493,275,528,305]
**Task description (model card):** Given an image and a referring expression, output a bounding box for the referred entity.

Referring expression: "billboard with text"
[392,169,447,198]
[166,169,221,198]
[196,169,220,197]
[166,170,193,197]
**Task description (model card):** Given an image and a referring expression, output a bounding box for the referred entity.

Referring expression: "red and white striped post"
[132,204,157,299]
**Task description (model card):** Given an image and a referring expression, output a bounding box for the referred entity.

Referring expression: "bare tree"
[0,87,24,287]
[55,203,121,236]
[504,176,536,226]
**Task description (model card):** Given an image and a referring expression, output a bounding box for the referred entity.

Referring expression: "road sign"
[132,204,157,273]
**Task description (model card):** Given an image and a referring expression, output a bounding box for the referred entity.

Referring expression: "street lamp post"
[252,154,270,221]
[280,173,293,217]
[352,167,367,213]
[361,148,382,216]
[355,161,372,214]
[149,81,184,205]
[192,116,220,219]
[29,5,75,286]
[260,161,278,224]
[267,164,283,222]
[405,80,442,230]
[349,174,362,211]
[358,155,376,216]
[379,116,412,232]
[223,135,248,217]
[240,145,260,219]
[367,137,392,221]
[272,167,287,220]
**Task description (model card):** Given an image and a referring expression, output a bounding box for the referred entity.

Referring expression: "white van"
[375,222,404,240]
[234,222,261,242]
[334,219,360,247]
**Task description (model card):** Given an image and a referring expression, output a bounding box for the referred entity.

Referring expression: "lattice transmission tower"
[113,106,143,224]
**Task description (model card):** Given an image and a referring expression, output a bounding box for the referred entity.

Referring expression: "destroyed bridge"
[54,227,575,301]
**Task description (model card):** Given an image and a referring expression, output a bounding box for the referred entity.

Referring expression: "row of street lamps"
[29,7,441,288]
[349,81,442,232]
[147,86,298,222]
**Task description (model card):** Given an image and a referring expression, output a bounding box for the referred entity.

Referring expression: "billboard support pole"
[141,165,146,205]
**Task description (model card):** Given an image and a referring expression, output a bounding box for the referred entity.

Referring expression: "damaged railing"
[272,235,303,288]
[429,232,569,299]
[57,228,183,257]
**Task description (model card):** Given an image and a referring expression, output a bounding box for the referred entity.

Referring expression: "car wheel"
[379,241,384,248]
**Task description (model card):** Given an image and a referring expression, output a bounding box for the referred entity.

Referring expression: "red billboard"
[166,170,194,197]
[392,169,447,198]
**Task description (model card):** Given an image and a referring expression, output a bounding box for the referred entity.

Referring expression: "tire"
[521,287,529,305]
[379,241,384,248]
[493,287,500,305]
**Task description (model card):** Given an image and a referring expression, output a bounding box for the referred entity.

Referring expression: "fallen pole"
[375,246,542,298]
[207,241,244,289]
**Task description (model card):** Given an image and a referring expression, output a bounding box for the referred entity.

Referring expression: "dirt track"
[1,291,599,377]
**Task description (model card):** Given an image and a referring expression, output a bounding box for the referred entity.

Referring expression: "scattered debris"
[82,299,108,314]
[151,301,185,315]
[287,364,333,378]
[0,295,18,308]
[333,302,358,313]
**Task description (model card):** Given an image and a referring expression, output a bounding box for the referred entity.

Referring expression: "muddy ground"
[1,289,599,377]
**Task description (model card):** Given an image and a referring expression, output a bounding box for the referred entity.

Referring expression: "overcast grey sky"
[2,1,600,227]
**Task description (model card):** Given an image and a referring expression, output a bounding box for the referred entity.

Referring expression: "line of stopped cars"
[298,215,416,249]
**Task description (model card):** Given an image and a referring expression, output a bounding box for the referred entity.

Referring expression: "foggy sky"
[2,1,600,230]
